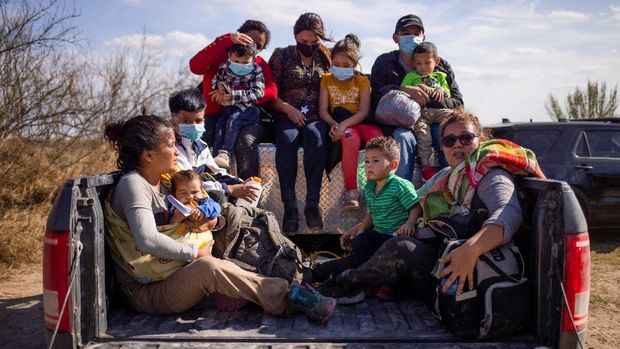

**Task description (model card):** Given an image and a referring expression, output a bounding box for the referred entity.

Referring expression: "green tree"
[545,80,618,120]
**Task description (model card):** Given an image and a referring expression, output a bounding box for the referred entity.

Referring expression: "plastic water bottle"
[440,277,458,296]
[236,177,263,207]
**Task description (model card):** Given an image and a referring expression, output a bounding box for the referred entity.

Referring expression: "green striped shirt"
[364,174,419,234]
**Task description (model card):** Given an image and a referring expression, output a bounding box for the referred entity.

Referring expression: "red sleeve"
[189,33,233,75]
[256,56,277,104]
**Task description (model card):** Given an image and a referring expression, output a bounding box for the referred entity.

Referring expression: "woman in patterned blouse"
[268,13,332,234]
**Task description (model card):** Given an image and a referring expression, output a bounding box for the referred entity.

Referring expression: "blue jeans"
[235,122,269,179]
[213,106,260,153]
[274,117,329,207]
[392,127,417,181]
[430,123,448,169]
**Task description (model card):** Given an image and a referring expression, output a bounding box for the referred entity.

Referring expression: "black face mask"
[296,42,319,57]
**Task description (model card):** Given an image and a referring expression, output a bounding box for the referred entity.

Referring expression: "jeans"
[274,117,329,207]
[214,106,260,153]
[392,127,417,181]
[430,123,448,169]
[351,230,393,265]
[311,230,392,282]
[203,115,218,147]
[235,122,271,179]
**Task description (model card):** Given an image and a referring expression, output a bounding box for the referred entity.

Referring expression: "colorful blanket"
[420,139,545,221]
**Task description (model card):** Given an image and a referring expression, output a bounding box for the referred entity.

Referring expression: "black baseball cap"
[395,14,424,33]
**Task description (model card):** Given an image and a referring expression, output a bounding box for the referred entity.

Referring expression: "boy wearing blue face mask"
[169,89,258,207]
[211,43,265,168]
[318,34,383,211]
[369,14,464,183]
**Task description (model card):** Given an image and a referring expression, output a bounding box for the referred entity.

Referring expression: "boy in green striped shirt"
[340,137,420,261]
[312,137,420,288]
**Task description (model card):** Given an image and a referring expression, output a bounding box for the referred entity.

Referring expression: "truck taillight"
[561,232,590,333]
[42,229,72,333]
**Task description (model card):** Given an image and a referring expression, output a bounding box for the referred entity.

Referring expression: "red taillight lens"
[42,230,72,333]
[561,232,590,332]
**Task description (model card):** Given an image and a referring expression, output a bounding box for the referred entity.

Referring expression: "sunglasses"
[441,132,478,148]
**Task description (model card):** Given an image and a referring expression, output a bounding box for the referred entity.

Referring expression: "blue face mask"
[329,66,355,81]
[228,61,255,76]
[178,123,205,142]
[398,35,423,56]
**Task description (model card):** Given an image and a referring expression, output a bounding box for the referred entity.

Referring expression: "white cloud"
[575,64,611,75]
[213,0,426,29]
[512,47,545,55]
[548,10,590,22]
[611,5,620,21]
[80,0,620,125]
[456,66,521,81]
[362,37,396,56]
[105,31,210,57]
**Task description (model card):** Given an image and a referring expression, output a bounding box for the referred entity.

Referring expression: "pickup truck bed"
[43,145,589,349]
[98,300,540,348]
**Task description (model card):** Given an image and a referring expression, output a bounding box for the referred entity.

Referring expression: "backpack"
[428,217,532,338]
[220,204,305,283]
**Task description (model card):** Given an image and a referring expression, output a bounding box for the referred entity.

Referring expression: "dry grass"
[0,138,117,269]
[586,230,620,349]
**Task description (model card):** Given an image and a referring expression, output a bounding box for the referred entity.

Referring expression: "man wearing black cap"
[370,14,463,182]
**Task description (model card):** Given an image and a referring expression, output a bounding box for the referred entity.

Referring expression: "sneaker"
[214,150,230,168]
[282,206,299,234]
[344,190,360,211]
[422,165,436,181]
[304,206,323,231]
[288,283,336,323]
[315,278,365,305]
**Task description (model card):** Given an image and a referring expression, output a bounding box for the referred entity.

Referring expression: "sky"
[72,0,620,125]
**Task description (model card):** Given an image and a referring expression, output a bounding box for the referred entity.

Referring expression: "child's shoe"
[288,283,336,323]
[344,189,360,211]
[214,150,230,168]
[422,165,436,181]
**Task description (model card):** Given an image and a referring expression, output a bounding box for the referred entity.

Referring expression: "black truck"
[42,145,590,349]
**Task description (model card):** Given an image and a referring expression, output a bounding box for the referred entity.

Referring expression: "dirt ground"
[1,232,618,349]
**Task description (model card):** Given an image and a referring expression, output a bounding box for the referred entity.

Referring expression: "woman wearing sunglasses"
[317,108,544,307]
